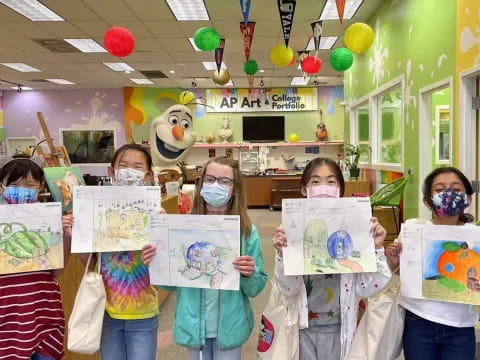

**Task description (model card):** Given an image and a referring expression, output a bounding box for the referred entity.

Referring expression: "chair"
[370,177,408,235]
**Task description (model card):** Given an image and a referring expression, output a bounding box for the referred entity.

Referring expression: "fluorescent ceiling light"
[103,62,135,72]
[291,76,311,86]
[306,36,338,51]
[64,39,106,53]
[130,78,154,84]
[0,0,64,21]
[169,70,175,74]
[188,38,201,51]
[202,61,226,70]
[1,63,41,72]
[319,0,363,21]
[259,69,265,73]
[166,0,209,21]
[11,86,33,91]
[45,79,75,85]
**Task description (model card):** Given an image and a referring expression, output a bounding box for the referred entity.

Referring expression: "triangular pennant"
[214,39,226,73]
[239,22,256,61]
[277,0,296,48]
[239,0,252,25]
[247,74,255,88]
[335,0,346,24]
[310,21,323,57]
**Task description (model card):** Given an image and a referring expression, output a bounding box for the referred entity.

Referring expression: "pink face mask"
[307,185,340,198]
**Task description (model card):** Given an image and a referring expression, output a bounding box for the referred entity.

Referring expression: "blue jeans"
[403,310,475,360]
[188,338,242,360]
[31,354,54,360]
[100,312,158,360]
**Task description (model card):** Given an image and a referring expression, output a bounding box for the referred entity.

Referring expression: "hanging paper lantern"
[301,56,322,74]
[212,69,231,85]
[193,27,221,51]
[329,47,354,71]
[104,27,135,57]
[270,44,294,67]
[288,133,299,143]
[344,23,374,53]
[179,91,195,105]
[243,60,259,75]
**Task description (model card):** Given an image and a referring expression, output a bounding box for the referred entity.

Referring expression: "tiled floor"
[155,208,280,359]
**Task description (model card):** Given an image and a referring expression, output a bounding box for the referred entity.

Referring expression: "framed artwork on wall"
[6,137,36,157]
[60,129,116,164]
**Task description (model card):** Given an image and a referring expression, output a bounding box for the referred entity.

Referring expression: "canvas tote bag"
[67,254,106,354]
[256,279,300,360]
[347,274,405,360]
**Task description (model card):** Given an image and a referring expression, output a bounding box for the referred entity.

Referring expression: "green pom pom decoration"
[243,60,259,75]
[329,47,354,72]
[193,27,221,51]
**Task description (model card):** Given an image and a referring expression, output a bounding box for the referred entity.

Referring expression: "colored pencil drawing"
[422,240,480,304]
[44,167,85,212]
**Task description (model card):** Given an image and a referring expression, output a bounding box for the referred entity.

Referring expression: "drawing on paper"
[422,240,480,304]
[44,167,85,212]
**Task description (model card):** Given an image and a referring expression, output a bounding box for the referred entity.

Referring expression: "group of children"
[0,144,477,360]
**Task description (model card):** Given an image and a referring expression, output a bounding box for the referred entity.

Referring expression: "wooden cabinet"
[344,180,370,197]
[243,176,273,206]
[270,176,302,209]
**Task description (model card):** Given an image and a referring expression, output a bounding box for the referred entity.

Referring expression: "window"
[432,87,451,164]
[61,129,115,164]
[355,102,369,162]
[377,86,402,165]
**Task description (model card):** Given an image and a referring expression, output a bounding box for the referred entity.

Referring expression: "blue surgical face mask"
[3,186,38,204]
[200,182,231,208]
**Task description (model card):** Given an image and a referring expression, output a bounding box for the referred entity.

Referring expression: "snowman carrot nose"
[172,125,184,140]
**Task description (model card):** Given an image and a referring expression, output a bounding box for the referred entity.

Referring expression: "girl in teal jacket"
[143,156,268,359]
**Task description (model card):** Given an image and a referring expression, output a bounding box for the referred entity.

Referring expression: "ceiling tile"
[82,0,138,22]
[41,0,101,21]
[125,0,175,21]
[144,22,184,38]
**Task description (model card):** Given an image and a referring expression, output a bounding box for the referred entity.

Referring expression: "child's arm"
[52,214,74,278]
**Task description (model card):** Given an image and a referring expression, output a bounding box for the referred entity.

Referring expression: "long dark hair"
[300,157,345,197]
[111,144,153,170]
[422,167,474,223]
[0,158,44,186]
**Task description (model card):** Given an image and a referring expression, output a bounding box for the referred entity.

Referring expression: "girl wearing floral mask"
[386,167,477,360]
[142,156,268,360]
[272,157,391,360]
[0,158,72,360]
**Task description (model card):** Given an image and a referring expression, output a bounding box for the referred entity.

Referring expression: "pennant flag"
[277,0,296,48]
[335,0,346,24]
[215,39,226,73]
[247,74,255,88]
[239,0,252,25]
[310,21,323,57]
[240,22,256,61]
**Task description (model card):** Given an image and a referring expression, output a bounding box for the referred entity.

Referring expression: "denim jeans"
[188,338,242,360]
[403,310,475,360]
[31,354,54,360]
[100,312,159,360]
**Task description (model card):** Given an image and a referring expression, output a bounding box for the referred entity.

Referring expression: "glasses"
[203,175,234,187]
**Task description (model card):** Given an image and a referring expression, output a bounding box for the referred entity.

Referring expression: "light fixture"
[169,70,175,74]
[202,61,226,70]
[103,62,135,72]
[291,76,311,86]
[306,36,338,51]
[1,63,41,72]
[260,78,265,87]
[166,0,209,20]
[259,69,265,73]
[63,39,106,53]
[130,78,154,85]
[188,38,201,51]
[45,79,75,85]
[0,0,64,21]
[191,78,198,87]
[11,86,33,92]
[319,0,363,21]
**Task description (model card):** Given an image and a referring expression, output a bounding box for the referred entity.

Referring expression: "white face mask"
[114,168,146,186]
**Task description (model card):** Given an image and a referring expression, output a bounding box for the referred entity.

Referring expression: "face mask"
[307,185,340,199]
[200,183,231,208]
[431,189,469,217]
[114,168,145,186]
[3,186,38,204]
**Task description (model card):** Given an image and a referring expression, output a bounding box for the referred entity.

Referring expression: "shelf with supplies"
[191,141,344,148]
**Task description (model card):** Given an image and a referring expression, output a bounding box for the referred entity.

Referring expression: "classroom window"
[377,86,402,165]
[431,87,451,165]
[356,102,369,163]
[61,129,115,164]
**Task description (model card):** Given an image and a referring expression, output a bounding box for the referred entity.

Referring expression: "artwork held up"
[44,167,85,213]
[0,203,63,275]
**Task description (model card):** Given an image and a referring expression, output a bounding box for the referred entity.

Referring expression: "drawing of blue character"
[181,241,226,288]
[327,229,353,259]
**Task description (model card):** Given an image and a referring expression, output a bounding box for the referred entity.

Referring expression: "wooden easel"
[36,112,71,167]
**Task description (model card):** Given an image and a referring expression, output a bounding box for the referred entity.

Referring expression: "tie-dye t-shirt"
[100,251,159,320]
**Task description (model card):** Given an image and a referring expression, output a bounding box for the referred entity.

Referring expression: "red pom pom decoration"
[301,55,322,74]
[104,27,135,57]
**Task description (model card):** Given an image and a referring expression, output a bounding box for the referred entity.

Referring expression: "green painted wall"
[344,0,456,219]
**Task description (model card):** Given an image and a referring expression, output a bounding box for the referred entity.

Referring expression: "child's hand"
[160,207,167,214]
[62,214,74,240]
[142,244,157,265]
[386,242,402,270]
[272,226,287,257]
[370,217,386,248]
[233,255,255,277]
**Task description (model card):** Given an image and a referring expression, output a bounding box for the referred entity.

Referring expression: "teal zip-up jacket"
[159,224,267,350]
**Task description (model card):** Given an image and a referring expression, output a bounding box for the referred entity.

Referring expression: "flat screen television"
[242,116,285,142]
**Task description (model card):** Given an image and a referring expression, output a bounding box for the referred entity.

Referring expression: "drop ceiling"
[0,0,384,90]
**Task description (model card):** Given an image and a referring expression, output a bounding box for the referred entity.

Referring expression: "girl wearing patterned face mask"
[386,167,477,360]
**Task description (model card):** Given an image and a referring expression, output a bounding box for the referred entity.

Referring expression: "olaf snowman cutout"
[218,117,233,143]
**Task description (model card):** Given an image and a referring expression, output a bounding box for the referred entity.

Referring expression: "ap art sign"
[206,88,318,112]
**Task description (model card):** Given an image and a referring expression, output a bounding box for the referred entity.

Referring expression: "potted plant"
[344,144,362,180]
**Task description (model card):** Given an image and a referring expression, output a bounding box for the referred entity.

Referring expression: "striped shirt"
[0,271,65,360]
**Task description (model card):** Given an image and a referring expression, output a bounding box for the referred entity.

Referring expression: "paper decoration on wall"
[44,167,86,213]
[104,27,135,57]
[240,22,256,61]
[270,44,294,67]
[344,23,374,54]
[193,27,221,51]
[277,0,296,47]
[214,39,226,73]
[335,0,346,24]
[301,55,322,74]
[329,47,354,71]
[310,21,323,56]
[239,0,252,24]
[212,69,231,85]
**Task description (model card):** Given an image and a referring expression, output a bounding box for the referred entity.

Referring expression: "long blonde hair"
[191,156,252,237]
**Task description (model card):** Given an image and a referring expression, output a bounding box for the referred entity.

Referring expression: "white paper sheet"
[149,214,241,290]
